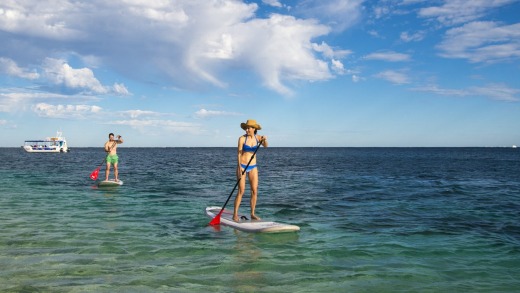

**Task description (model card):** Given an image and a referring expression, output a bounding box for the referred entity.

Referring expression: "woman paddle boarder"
[233,119,268,222]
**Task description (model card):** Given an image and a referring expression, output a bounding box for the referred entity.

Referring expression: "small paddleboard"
[206,206,300,233]
[98,179,123,187]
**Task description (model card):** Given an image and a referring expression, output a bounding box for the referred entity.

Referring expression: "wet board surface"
[98,179,123,187]
[206,206,300,233]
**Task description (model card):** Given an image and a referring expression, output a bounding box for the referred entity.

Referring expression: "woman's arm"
[237,136,244,164]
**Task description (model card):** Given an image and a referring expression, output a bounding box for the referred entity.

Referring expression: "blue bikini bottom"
[240,164,257,173]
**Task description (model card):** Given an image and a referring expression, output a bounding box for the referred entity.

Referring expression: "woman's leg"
[248,168,260,220]
[233,166,246,221]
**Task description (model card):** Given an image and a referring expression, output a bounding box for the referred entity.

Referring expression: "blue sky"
[1,0,519,147]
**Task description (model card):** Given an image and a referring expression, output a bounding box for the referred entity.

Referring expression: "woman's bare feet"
[233,215,240,222]
[251,214,261,221]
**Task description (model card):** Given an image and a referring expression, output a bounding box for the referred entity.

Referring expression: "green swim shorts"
[106,154,119,164]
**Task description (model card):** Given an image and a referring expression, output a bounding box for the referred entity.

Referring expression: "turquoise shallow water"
[1,147,519,292]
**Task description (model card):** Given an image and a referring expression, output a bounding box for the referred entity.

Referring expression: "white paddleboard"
[206,206,300,233]
[98,179,123,187]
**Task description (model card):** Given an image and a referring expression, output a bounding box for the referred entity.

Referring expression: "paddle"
[89,139,118,180]
[209,137,264,226]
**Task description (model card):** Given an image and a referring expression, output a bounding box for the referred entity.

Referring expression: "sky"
[1,0,519,147]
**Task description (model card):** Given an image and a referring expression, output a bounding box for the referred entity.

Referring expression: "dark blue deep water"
[1,147,519,292]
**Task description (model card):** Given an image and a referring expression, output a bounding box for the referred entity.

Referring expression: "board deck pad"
[206,206,300,233]
[98,179,123,187]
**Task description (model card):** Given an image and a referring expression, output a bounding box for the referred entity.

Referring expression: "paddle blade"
[90,167,100,180]
[209,212,222,226]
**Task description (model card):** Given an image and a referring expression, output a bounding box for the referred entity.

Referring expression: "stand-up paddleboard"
[98,179,123,187]
[206,206,300,233]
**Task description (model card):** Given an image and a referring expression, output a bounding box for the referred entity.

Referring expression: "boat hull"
[22,146,68,153]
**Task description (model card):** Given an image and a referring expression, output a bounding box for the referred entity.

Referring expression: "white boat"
[22,131,69,153]
[513,145,517,149]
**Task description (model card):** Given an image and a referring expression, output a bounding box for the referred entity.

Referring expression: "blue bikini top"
[243,135,259,153]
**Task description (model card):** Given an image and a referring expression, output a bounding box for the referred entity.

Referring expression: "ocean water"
[1,147,519,292]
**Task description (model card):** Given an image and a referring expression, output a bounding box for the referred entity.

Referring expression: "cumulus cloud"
[33,103,102,118]
[0,1,80,39]
[0,1,348,96]
[223,14,334,95]
[40,58,131,95]
[42,58,107,94]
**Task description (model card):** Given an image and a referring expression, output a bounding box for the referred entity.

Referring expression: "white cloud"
[225,14,333,95]
[411,84,468,97]
[33,103,103,118]
[262,0,283,8]
[0,57,39,79]
[312,41,352,59]
[0,1,80,40]
[107,119,201,134]
[365,51,412,62]
[39,58,130,95]
[437,21,520,63]
[42,58,107,94]
[412,83,519,102]
[419,0,516,26]
[1,0,348,96]
[293,0,364,32]
[113,83,130,95]
[375,70,410,84]
[331,59,345,75]
[119,110,162,119]
[194,108,241,119]
[400,31,425,42]
[470,83,520,102]
[1,89,98,113]
[373,4,391,20]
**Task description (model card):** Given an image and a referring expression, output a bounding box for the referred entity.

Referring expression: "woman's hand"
[260,136,268,147]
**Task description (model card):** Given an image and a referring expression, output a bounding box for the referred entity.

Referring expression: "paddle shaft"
[212,137,264,222]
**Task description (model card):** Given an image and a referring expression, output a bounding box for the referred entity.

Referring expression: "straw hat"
[240,119,262,130]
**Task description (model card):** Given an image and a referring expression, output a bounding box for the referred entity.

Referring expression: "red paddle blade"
[90,168,100,180]
[209,212,222,226]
